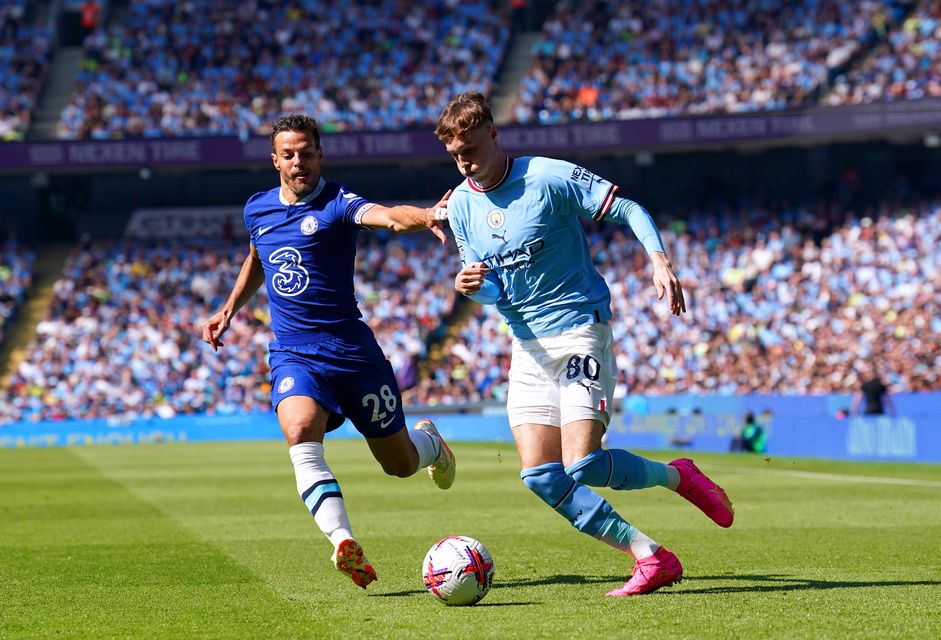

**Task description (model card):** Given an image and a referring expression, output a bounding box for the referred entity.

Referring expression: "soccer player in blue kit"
[202,114,455,591]
[436,93,734,596]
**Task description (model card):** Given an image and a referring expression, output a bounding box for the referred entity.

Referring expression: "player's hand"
[455,262,491,295]
[650,253,686,316]
[425,189,451,245]
[202,310,231,351]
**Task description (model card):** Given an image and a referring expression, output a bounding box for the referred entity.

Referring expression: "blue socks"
[565,448,673,490]
[521,463,640,553]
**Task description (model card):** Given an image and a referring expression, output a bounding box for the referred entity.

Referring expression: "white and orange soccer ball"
[422,536,495,606]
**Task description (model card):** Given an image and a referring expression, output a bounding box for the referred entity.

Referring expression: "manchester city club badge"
[486,208,504,229]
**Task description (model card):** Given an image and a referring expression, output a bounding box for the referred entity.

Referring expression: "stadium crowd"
[0,241,35,346]
[1,191,939,423]
[511,0,903,124]
[55,0,510,140]
[405,194,941,405]
[825,0,941,104]
[0,240,271,423]
[0,230,454,424]
[3,0,939,143]
[0,1,51,141]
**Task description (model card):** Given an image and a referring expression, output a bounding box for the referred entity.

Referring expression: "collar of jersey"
[469,156,513,193]
[279,177,326,206]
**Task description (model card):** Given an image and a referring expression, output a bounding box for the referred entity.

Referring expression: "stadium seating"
[5,0,935,140]
[0,241,34,346]
[0,240,271,422]
[356,232,457,392]
[509,0,901,124]
[410,196,941,403]
[0,232,456,424]
[824,0,941,104]
[55,0,510,139]
[0,1,52,141]
[2,194,938,423]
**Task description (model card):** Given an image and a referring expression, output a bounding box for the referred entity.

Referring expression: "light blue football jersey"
[448,156,622,340]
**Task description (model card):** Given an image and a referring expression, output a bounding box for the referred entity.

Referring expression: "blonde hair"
[435,91,493,143]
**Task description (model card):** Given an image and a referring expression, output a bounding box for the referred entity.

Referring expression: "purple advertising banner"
[2,98,940,172]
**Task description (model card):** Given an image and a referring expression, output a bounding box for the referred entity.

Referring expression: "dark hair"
[435,91,494,143]
[270,114,321,151]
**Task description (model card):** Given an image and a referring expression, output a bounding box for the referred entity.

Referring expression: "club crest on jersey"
[278,377,295,393]
[301,216,318,235]
[486,208,505,229]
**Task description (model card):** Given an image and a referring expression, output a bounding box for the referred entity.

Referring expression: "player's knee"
[520,463,572,506]
[564,448,610,487]
[280,419,320,446]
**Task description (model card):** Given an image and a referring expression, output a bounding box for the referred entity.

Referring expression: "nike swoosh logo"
[379,416,396,429]
[258,225,275,237]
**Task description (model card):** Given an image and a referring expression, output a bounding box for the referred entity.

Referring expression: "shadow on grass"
[492,574,626,589]
[371,574,620,598]
[661,574,941,595]
[373,573,941,598]
[370,589,536,606]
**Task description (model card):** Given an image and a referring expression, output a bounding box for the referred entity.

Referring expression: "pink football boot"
[669,458,734,528]
[606,547,683,596]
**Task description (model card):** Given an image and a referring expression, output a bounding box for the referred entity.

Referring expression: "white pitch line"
[714,465,941,488]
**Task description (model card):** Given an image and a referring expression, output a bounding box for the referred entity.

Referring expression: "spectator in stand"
[80,1,101,33]
[511,0,895,125]
[56,0,510,140]
[2,192,938,424]
[0,240,35,345]
[825,0,941,105]
[0,1,52,141]
[427,192,941,402]
[0,226,455,425]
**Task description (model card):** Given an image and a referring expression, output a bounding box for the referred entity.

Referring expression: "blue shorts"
[268,321,406,438]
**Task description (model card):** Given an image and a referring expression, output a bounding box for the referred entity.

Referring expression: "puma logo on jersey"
[491,230,507,242]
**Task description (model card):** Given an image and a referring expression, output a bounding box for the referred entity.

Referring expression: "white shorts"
[507,323,616,429]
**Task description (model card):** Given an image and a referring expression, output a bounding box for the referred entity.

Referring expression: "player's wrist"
[650,252,673,268]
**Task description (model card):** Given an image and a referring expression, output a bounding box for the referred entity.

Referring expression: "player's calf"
[521,463,616,536]
[566,447,676,490]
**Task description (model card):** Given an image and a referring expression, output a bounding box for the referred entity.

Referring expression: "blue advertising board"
[1,394,938,462]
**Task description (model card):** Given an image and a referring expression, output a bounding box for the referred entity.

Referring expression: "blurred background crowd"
[1,0,939,425]
[1,1,939,140]
[1,188,937,423]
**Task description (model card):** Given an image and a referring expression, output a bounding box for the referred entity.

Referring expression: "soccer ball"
[422,536,495,606]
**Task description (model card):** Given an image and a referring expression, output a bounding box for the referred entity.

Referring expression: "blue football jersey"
[448,156,621,340]
[243,178,376,342]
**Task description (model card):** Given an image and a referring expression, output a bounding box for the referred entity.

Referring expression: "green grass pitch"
[2,440,939,639]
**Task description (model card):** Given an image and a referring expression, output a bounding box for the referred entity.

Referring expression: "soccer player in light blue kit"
[435,92,734,596]
[202,114,455,591]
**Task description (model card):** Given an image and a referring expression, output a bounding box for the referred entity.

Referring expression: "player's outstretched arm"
[359,189,451,244]
[202,244,265,351]
[650,251,686,316]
